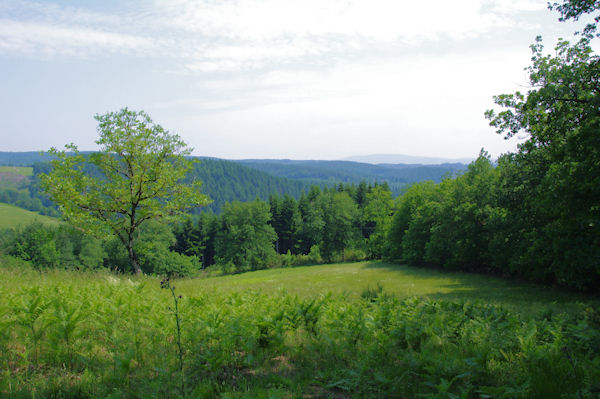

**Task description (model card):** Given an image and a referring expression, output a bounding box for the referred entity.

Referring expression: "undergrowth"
[1,265,599,398]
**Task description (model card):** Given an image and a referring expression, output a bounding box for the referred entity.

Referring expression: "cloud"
[156,0,518,41]
[0,0,547,68]
[0,19,158,56]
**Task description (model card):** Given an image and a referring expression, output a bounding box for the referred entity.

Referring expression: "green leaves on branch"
[40,108,210,274]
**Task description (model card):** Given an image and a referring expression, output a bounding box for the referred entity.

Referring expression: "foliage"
[7,222,59,268]
[363,185,394,259]
[318,190,360,262]
[1,265,599,398]
[269,194,301,255]
[2,219,198,277]
[384,180,440,262]
[40,108,210,274]
[378,2,600,291]
[188,159,311,213]
[483,11,600,289]
[215,199,277,271]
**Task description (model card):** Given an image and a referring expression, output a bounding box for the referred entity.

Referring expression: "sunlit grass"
[0,203,60,229]
[179,261,597,316]
[1,257,598,398]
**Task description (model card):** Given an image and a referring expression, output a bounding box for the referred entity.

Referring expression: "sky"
[0,0,591,160]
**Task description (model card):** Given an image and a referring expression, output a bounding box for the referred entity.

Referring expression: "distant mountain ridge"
[234,159,467,196]
[0,153,469,209]
[341,154,474,165]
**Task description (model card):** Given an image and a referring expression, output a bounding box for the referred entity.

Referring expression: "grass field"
[181,261,596,316]
[2,259,599,398]
[0,166,33,176]
[0,203,60,229]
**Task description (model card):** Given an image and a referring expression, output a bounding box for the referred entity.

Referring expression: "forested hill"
[0,152,467,212]
[0,151,56,165]
[187,159,311,213]
[234,159,467,195]
[0,153,313,214]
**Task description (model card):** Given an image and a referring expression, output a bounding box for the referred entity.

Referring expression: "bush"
[8,222,59,268]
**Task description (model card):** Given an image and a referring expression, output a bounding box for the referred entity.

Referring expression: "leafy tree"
[9,223,59,268]
[40,108,210,274]
[363,185,394,259]
[384,181,439,262]
[550,0,600,38]
[135,220,199,276]
[318,190,359,262]
[296,189,325,255]
[270,194,301,255]
[425,152,501,271]
[215,199,277,271]
[485,2,600,289]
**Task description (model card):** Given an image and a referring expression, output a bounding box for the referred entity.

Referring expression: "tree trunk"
[127,240,142,275]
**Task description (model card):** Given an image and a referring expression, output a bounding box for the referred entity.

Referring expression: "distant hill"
[0,153,314,214]
[0,152,469,211]
[342,154,474,165]
[0,152,55,166]
[234,159,467,196]
[187,159,314,213]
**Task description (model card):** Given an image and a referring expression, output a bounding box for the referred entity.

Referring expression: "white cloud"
[489,0,547,13]
[157,0,519,41]
[0,19,158,56]
[0,0,548,68]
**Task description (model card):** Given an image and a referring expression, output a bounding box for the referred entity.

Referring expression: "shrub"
[9,222,59,268]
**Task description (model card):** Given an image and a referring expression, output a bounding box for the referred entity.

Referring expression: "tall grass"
[1,260,599,398]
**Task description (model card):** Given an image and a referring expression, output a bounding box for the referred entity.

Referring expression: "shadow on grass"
[362,261,599,315]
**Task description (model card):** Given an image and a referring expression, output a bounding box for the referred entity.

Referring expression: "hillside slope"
[188,159,313,212]
[0,203,60,229]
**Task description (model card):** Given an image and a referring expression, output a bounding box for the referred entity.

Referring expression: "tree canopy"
[41,108,210,274]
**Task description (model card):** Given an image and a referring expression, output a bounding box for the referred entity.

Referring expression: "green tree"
[384,181,439,262]
[270,194,301,254]
[9,223,59,268]
[215,199,277,271]
[363,185,394,259]
[40,108,210,274]
[485,3,600,289]
[296,188,325,254]
[550,0,600,38]
[425,152,501,271]
[318,190,359,262]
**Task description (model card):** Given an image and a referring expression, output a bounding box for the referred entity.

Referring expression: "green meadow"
[0,203,60,229]
[0,166,33,177]
[182,261,595,316]
[2,258,599,398]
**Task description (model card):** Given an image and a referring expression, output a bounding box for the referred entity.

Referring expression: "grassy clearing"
[1,259,599,398]
[182,261,597,316]
[0,203,60,229]
[0,166,33,176]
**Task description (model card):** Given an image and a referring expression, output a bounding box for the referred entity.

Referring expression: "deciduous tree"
[41,108,210,274]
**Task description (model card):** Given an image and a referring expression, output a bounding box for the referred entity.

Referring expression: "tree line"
[0,182,390,276]
[172,182,392,272]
